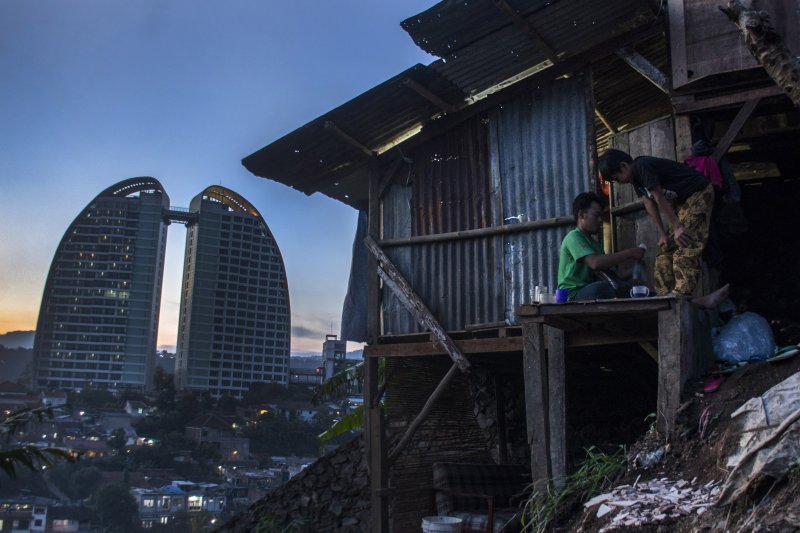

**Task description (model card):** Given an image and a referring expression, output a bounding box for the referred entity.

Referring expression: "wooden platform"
[517,296,712,486]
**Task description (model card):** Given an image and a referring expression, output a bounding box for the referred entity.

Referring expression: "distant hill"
[0,330,34,349]
[0,346,32,382]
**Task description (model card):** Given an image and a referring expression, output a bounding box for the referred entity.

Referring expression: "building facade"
[175,186,290,398]
[33,178,169,392]
[321,334,347,382]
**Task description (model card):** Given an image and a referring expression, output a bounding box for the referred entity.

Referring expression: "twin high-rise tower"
[33,178,290,398]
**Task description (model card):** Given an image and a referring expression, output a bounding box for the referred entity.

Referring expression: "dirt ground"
[559,354,800,532]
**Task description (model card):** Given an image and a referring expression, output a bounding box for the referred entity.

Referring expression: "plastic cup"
[555,288,569,303]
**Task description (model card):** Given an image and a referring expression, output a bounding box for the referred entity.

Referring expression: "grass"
[520,446,626,533]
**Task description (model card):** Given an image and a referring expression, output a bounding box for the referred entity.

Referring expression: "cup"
[555,288,569,303]
[630,285,650,298]
[534,285,548,303]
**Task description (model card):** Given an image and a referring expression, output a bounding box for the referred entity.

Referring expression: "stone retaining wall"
[217,435,368,532]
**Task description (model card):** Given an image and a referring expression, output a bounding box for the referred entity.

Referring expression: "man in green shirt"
[558,192,645,301]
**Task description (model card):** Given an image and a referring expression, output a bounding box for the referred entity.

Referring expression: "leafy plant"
[521,446,626,533]
[311,361,365,405]
[318,406,364,442]
[0,405,78,479]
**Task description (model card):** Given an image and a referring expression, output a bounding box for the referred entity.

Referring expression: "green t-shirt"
[557,228,605,298]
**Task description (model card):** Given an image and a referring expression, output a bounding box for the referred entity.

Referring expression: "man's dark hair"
[597,149,633,181]
[572,192,605,220]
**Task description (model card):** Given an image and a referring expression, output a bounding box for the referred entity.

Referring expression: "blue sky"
[0,1,434,353]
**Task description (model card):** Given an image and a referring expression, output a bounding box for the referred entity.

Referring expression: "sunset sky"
[0,1,434,353]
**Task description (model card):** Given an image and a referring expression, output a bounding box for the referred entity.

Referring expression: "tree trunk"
[720,0,800,108]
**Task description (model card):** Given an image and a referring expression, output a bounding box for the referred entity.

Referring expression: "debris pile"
[584,477,720,531]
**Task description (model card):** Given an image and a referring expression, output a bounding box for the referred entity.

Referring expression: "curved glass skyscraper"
[33,178,169,391]
[175,186,290,399]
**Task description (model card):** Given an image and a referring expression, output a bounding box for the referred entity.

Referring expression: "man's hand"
[673,225,693,247]
[657,233,668,250]
[629,246,645,261]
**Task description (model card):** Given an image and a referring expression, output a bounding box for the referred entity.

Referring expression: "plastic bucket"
[421,516,463,533]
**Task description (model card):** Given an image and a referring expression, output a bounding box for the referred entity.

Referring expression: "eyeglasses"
[586,210,603,219]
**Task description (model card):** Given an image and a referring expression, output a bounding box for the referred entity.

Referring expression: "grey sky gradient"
[0,1,434,353]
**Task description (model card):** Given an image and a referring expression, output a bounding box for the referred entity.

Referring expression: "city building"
[175,186,290,398]
[321,334,346,382]
[131,481,227,530]
[33,178,169,392]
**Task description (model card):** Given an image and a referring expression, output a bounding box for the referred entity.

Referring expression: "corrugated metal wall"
[381,75,592,333]
[491,75,592,322]
[382,116,505,334]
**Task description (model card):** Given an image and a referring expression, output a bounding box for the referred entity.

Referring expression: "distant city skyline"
[0,1,435,353]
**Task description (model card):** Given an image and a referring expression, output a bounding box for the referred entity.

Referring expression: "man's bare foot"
[691,283,730,309]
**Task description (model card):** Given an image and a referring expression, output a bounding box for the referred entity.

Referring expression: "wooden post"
[522,322,551,486]
[546,326,567,489]
[657,299,692,437]
[365,355,387,533]
[365,155,388,532]
[674,114,693,163]
[494,374,509,464]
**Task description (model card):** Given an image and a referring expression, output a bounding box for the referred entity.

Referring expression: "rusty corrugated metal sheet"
[382,116,504,333]
[381,77,591,333]
[405,0,656,96]
[490,75,591,322]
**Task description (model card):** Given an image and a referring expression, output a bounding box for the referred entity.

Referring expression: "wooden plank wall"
[608,116,676,276]
[671,0,800,88]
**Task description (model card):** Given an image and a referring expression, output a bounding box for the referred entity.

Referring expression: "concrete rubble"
[584,477,720,531]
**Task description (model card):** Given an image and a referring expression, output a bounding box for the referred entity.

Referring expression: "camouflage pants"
[654,184,714,296]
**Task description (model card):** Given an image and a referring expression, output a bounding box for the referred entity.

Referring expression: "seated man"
[558,192,644,301]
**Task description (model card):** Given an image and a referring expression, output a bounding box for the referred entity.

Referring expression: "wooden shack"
[242,1,800,530]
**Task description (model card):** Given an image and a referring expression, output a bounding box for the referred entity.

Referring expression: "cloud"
[292,325,320,339]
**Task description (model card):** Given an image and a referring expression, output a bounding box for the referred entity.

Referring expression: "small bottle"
[632,244,647,284]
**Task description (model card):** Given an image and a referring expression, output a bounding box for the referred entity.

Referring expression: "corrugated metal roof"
[243,0,662,208]
[242,64,464,210]
[407,0,657,96]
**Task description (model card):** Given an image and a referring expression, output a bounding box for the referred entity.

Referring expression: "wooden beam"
[615,47,670,94]
[403,77,458,113]
[388,363,460,463]
[667,0,688,88]
[324,121,373,157]
[522,322,551,487]
[495,0,559,64]
[377,156,405,201]
[364,336,523,357]
[610,199,645,216]
[712,98,760,161]
[365,235,471,373]
[638,341,659,363]
[672,85,782,113]
[379,215,575,248]
[594,107,617,134]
